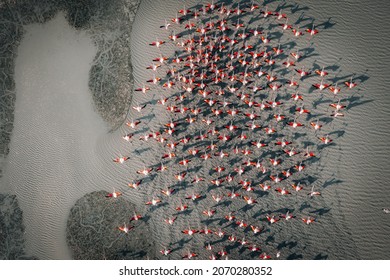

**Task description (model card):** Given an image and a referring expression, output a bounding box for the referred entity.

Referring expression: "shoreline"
[0,0,389,259]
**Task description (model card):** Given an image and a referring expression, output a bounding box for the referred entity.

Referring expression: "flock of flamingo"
[109,0,358,259]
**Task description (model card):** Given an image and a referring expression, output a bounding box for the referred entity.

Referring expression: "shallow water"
[1,13,109,259]
[0,0,389,259]
[131,0,390,259]
[290,0,390,259]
